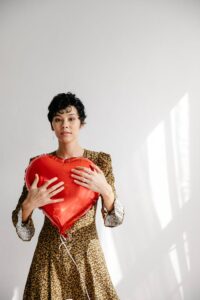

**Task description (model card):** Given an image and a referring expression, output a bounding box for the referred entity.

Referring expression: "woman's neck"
[55,144,84,159]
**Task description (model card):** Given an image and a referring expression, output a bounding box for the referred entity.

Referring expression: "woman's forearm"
[22,199,34,223]
[101,184,115,212]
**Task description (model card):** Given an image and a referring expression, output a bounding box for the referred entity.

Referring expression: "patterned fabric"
[12,149,124,300]
[101,198,124,227]
[16,207,35,241]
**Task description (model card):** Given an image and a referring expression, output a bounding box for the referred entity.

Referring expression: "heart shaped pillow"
[24,153,100,236]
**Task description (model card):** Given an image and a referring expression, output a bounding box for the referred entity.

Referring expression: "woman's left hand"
[70,164,110,195]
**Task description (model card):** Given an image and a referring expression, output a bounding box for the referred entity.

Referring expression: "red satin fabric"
[25,154,100,236]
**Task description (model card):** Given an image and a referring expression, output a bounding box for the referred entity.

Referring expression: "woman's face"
[51,105,84,143]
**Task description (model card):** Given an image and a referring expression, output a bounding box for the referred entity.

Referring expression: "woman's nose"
[62,120,69,128]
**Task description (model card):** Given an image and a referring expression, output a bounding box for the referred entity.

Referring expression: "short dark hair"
[47,92,87,130]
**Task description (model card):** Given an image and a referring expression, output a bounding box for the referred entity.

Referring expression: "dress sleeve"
[11,158,35,241]
[98,152,125,227]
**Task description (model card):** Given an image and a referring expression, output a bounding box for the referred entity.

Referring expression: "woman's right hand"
[22,174,65,212]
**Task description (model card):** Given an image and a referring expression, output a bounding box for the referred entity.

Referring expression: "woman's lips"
[61,132,71,136]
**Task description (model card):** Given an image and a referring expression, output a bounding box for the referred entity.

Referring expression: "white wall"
[1,0,200,299]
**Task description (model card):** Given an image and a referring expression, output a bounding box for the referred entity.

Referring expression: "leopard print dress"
[12,149,124,300]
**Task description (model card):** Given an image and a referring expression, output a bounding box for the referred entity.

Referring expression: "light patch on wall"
[183,231,190,272]
[101,229,123,286]
[170,93,190,208]
[169,244,184,300]
[147,121,172,229]
[11,287,19,300]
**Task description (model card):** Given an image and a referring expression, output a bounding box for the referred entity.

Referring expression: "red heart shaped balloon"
[24,154,100,236]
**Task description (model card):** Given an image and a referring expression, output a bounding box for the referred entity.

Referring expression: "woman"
[12,92,125,300]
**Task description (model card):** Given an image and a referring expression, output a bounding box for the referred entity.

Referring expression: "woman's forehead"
[56,106,78,116]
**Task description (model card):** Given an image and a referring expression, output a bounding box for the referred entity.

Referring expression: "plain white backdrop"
[1,0,200,299]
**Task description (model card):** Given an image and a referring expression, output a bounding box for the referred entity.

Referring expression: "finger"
[47,181,64,193]
[31,173,39,189]
[42,177,58,188]
[73,179,89,188]
[72,166,93,173]
[91,164,102,173]
[48,198,65,204]
[72,168,93,178]
[71,167,88,174]
[48,185,64,197]
[73,166,85,170]
[71,173,91,182]
[85,168,93,175]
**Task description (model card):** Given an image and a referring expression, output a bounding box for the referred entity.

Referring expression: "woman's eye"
[54,118,76,122]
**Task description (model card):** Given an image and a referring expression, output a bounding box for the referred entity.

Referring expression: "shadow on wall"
[114,94,200,300]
